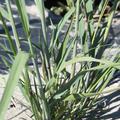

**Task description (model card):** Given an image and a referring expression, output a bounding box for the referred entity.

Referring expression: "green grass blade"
[34,0,52,80]
[55,19,74,64]
[92,0,108,45]
[5,0,21,51]
[15,0,30,36]
[34,0,47,45]
[52,7,75,48]
[0,6,10,21]
[57,55,120,73]
[14,1,51,117]
[71,0,81,77]
[0,11,16,55]
[0,51,29,120]
[103,0,118,42]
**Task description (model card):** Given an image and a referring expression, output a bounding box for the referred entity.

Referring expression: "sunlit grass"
[0,0,120,119]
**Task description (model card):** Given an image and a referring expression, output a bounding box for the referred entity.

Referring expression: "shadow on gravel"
[82,87,120,120]
[100,90,120,120]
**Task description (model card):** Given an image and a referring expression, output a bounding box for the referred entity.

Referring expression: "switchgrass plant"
[0,0,120,119]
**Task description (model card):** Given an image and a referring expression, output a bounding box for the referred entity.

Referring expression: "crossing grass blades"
[0,0,120,119]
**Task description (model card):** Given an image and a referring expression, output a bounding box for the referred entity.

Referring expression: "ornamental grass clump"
[0,0,120,119]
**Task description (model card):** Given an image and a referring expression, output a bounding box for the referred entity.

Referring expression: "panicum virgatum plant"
[0,0,120,119]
